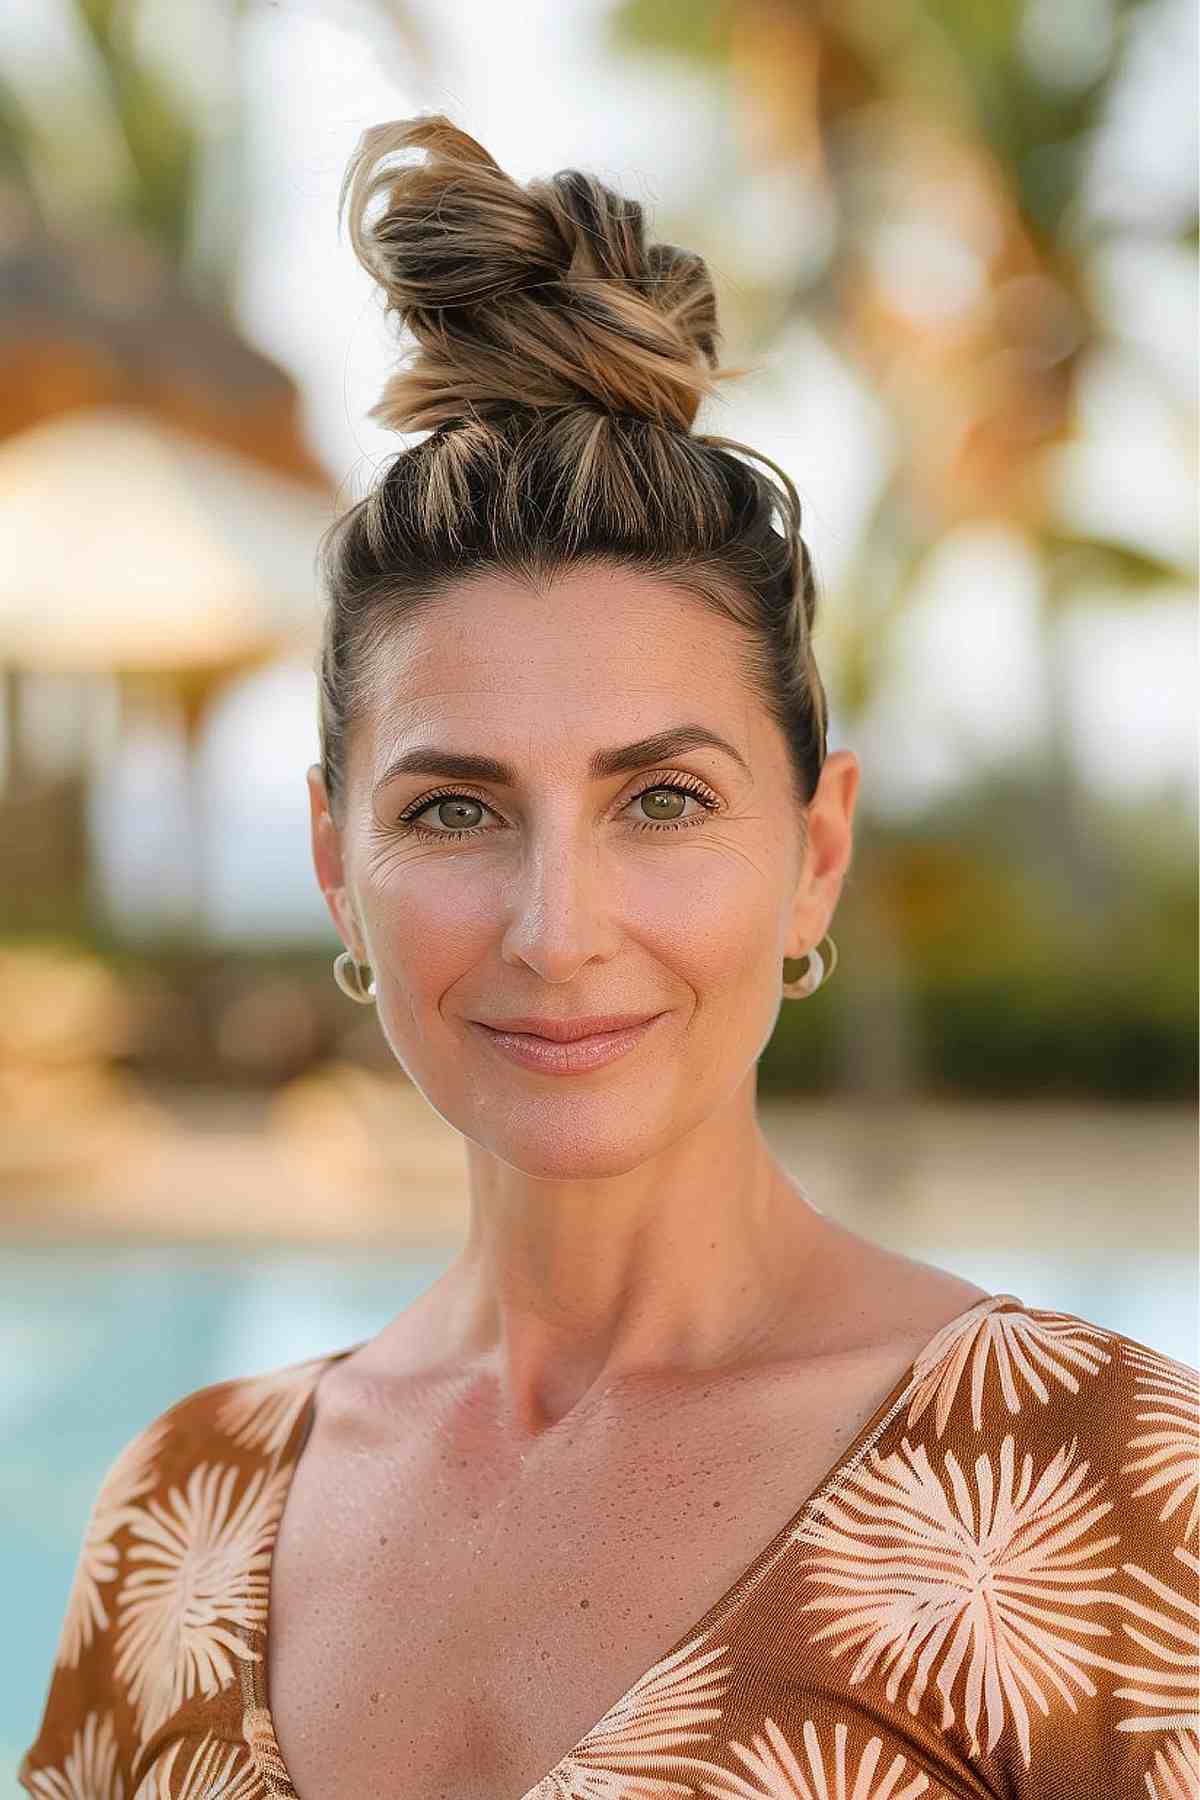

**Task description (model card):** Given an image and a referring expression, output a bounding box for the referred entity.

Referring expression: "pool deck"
[2,1067,1194,1259]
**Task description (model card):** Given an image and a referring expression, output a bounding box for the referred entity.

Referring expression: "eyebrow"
[373,724,752,793]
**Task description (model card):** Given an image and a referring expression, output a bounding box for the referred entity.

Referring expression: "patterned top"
[18,1292,1200,1799]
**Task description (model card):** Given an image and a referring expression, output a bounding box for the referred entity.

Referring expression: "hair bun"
[337,112,748,437]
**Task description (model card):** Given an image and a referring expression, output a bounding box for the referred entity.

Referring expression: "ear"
[785,749,860,958]
[307,764,366,959]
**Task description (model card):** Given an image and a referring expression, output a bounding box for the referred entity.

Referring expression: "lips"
[473,1012,665,1074]
[473,1013,662,1043]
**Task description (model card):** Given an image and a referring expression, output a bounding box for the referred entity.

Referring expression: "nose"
[497,824,620,981]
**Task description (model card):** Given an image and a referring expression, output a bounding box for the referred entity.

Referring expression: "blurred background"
[2,0,1196,1779]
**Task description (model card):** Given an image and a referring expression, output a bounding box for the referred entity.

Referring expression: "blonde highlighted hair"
[317,114,828,823]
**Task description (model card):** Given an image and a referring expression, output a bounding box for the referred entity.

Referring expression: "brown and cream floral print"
[19,1293,1200,1798]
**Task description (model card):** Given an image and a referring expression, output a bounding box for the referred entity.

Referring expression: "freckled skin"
[289,564,991,1798]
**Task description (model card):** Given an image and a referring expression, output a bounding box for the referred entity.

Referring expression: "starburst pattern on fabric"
[795,1431,1126,1768]
[215,1356,331,1458]
[112,1461,293,1742]
[1119,1344,1200,1546]
[1111,1545,1200,1740]
[131,1732,262,1799]
[905,1300,1112,1439]
[56,1421,168,1670]
[23,1708,125,1800]
[520,1634,731,1799]
[1142,1727,1200,1800]
[693,1713,946,1797]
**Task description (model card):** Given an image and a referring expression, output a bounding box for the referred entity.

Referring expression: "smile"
[471,1014,666,1074]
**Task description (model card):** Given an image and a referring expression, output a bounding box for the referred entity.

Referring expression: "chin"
[469,1124,666,1183]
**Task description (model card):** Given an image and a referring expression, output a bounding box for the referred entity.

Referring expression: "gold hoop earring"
[781,934,838,1000]
[333,950,376,1005]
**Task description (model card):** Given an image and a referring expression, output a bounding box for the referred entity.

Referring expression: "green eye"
[396,776,721,840]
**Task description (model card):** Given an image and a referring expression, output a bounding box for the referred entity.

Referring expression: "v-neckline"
[242,1290,1026,1800]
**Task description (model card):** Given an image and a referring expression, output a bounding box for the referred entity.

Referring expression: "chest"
[264,1351,911,1800]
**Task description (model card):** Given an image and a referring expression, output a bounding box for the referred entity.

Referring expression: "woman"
[21,116,1198,1800]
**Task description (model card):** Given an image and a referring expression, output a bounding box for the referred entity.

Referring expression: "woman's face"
[308,564,857,1177]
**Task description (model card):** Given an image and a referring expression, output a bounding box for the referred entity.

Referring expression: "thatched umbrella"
[0,404,336,931]
[0,215,334,484]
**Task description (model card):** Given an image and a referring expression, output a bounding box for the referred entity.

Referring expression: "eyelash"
[394,772,723,841]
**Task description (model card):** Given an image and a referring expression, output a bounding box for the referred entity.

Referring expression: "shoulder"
[797,1295,1199,1792]
[901,1293,1197,1469]
[156,1343,353,1466]
[897,1294,1198,1549]
[18,1345,353,1797]
[71,1344,345,1551]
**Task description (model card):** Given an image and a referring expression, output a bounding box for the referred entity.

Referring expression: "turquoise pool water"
[6,1241,1195,1786]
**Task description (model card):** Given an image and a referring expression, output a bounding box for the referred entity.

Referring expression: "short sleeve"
[980,1323,1200,1798]
[18,1411,171,1796]
[17,1347,340,1798]
[844,1298,1200,1797]
[1092,1335,1200,1800]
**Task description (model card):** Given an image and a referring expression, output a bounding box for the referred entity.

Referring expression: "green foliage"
[605,0,734,65]
[69,0,200,259]
[915,974,1196,1098]
[0,68,37,185]
[609,0,1143,241]
[758,768,1197,1099]
[920,0,1115,238]
[758,985,843,1094]
[1042,533,1190,603]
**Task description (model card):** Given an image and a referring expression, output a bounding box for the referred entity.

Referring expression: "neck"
[427,1084,834,1436]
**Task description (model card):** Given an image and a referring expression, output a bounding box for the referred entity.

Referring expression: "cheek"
[366,877,480,986]
[664,864,790,1061]
[661,857,781,974]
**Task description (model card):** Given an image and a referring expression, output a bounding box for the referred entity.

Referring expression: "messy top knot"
[339,114,735,437]
[316,113,829,833]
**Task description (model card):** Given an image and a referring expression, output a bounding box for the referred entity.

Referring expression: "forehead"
[355,566,762,767]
